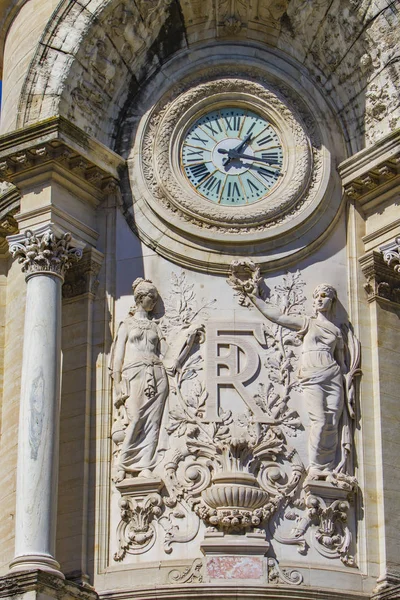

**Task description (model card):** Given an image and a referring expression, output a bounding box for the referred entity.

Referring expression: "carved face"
[134,283,158,312]
[312,285,336,314]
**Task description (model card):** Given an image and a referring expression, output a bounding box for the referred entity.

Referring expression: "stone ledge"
[99,583,370,600]
[372,583,400,600]
[0,569,98,599]
[338,129,400,205]
[0,116,124,190]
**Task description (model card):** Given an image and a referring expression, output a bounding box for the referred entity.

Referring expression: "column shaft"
[10,273,62,574]
[7,225,83,577]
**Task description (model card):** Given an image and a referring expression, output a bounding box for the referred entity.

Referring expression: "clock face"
[181,108,283,205]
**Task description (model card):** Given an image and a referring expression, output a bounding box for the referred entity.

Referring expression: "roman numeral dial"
[181,107,283,206]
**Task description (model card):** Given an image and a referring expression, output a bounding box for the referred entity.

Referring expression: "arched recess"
[17,0,400,156]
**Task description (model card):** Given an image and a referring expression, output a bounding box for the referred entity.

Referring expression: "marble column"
[7,224,83,577]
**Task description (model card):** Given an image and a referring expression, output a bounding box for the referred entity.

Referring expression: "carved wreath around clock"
[140,77,321,231]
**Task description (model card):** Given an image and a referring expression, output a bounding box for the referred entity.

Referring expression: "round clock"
[181,108,283,206]
[130,67,336,273]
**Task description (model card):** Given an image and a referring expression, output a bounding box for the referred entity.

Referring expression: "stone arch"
[16,0,400,154]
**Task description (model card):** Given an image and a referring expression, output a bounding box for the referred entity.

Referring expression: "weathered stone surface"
[0,1,398,599]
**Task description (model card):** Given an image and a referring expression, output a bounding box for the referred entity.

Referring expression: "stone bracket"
[360,250,400,306]
[339,129,400,208]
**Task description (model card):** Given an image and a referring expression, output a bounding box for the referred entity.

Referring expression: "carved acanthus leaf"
[267,557,303,585]
[168,558,204,583]
[8,226,83,279]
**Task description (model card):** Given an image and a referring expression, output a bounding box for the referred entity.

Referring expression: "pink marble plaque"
[207,556,263,579]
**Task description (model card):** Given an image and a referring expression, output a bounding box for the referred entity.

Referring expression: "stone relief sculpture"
[229,262,360,485]
[110,266,360,570]
[228,260,361,566]
[110,278,204,482]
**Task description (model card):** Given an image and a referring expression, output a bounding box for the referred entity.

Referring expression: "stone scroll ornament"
[228,260,361,566]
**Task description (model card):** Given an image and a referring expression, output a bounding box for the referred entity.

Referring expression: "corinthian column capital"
[7,224,84,280]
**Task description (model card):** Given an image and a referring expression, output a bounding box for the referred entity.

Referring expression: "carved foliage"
[9,227,82,279]
[163,270,306,535]
[114,492,163,560]
[382,237,400,274]
[267,557,303,585]
[168,558,204,583]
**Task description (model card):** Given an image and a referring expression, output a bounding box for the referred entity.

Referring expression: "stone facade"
[0,1,399,600]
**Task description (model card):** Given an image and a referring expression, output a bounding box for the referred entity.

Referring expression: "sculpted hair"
[312,283,337,301]
[312,283,337,317]
[131,278,157,303]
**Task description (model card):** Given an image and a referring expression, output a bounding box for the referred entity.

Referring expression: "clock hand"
[232,133,252,154]
[218,149,281,169]
[232,151,281,167]
[218,134,253,166]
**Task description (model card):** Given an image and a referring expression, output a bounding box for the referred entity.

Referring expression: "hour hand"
[232,133,252,154]
[218,134,252,166]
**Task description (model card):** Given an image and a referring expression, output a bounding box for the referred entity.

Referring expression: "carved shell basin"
[202,483,269,510]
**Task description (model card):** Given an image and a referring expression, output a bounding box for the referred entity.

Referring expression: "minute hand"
[219,149,281,168]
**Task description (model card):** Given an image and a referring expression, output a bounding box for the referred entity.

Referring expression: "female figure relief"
[111,278,202,482]
[247,283,357,480]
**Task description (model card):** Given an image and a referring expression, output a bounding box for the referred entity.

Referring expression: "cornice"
[0,116,124,190]
[0,569,98,599]
[338,129,400,205]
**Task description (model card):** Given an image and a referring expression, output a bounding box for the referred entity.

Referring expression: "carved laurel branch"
[9,229,83,279]
[141,69,323,233]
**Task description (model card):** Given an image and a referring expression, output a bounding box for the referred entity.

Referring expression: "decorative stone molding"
[0,570,98,600]
[114,478,163,560]
[99,583,370,599]
[303,482,355,567]
[267,558,303,585]
[8,224,84,280]
[372,578,400,600]
[168,558,204,584]
[0,116,123,191]
[381,237,400,274]
[63,247,104,299]
[339,129,400,208]
[359,251,400,306]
